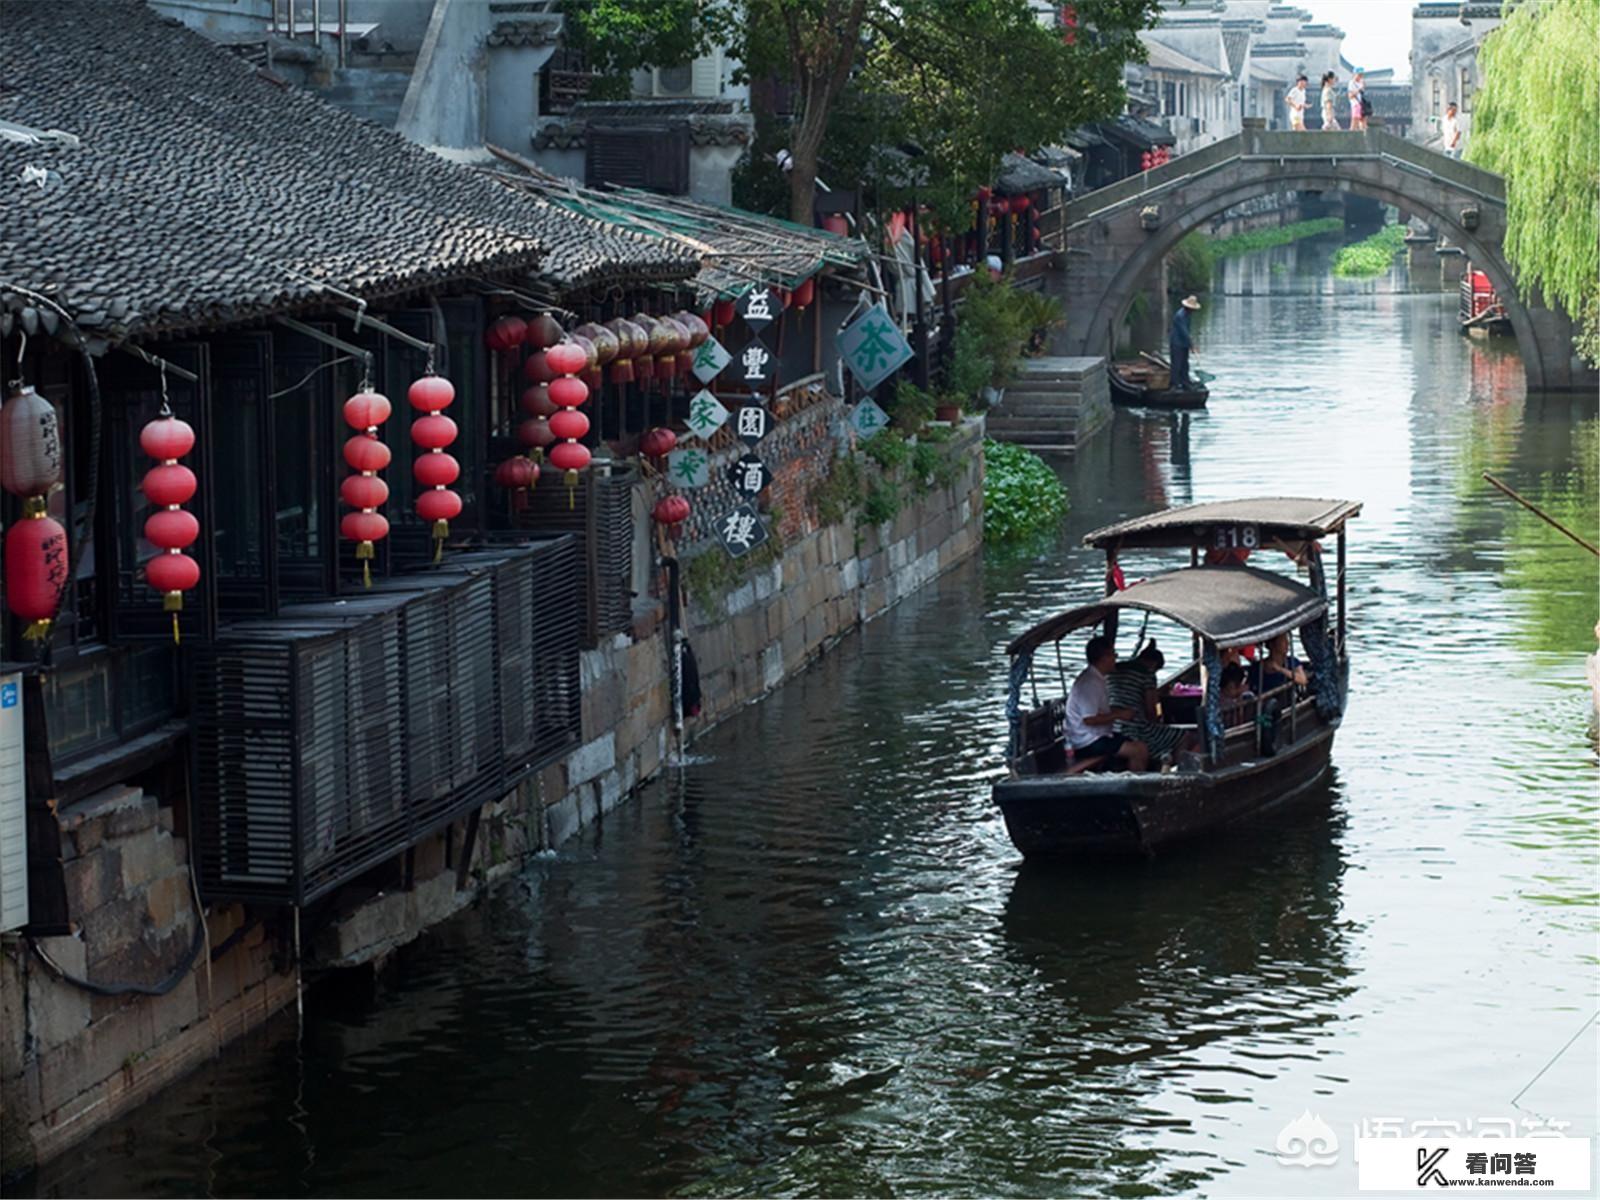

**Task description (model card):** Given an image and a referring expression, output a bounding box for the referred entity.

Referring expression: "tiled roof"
[995,152,1069,196]
[1222,29,1252,79]
[490,172,867,301]
[1140,36,1228,78]
[0,0,690,338]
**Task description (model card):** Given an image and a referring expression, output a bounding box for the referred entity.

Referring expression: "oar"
[1194,367,1216,385]
[1482,471,1599,556]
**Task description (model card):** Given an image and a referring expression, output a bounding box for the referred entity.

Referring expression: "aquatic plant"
[1209,216,1343,259]
[1331,224,1409,278]
[982,438,1068,543]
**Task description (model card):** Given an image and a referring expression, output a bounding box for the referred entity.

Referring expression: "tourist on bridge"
[1286,75,1308,130]
[1442,102,1463,158]
[1349,69,1368,131]
[1169,295,1200,390]
[1321,72,1340,130]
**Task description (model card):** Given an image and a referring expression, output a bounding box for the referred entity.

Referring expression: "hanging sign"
[727,453,772,498]
[685,389,729,440]
[666,446,711,489]
[737,339,774,392]
[848,397,891,439]
[736,287,777,330]
[715,503,769,558]
[734,405,769,447]
[691,336,731,383]
[837,301,913,392]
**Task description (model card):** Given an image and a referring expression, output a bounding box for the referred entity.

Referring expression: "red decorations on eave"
[546,341,590,507]
[341,388,392,586]
[139,410,200,642]
[409,373,460,560]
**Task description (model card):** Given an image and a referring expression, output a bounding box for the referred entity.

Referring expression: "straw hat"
[1181,295,1201,310]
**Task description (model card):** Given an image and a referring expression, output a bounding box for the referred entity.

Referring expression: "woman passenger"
[1252,632,1308,694]
[1109,642,1191,764]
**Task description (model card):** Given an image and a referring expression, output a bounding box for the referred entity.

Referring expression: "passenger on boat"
[1064,636,1150,772]
[1219,663,1253,723]
[1108,642,1191,763]
[1251,633,1308,694]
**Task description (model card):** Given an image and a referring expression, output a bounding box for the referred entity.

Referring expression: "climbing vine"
[1469,0,1600,363]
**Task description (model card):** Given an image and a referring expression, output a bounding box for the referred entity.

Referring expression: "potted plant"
[944,322,992,418]
[889,379,935,435]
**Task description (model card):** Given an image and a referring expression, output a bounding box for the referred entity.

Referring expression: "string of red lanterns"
[1,381,67,642]
[544,340,590,507]
[139,403,200,643]
[340,387,391,586]
[409,371,460,561]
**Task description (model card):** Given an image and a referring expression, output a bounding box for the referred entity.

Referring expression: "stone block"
[725,580,756,615]
[406,874,460,931]
[537,761,567,806]
[839,556,860,593]
[596,769,624,815]
[35,1003,146,1118]
[545,794,581,848]
[581,671,625,740]
[804,607,828,653]
[753,562,781,602]
[27,936,91,1051]
[412,832,448,882]
[566,733,616,788]
[316,889,407,964]
[63,848,122,918]
[119,830,174,892]
[730,609,764,658]
[144,871,189,933]
[781,622,808,673]
[638,727,665,782]
[761,642,784,692]
[887,538,910,572]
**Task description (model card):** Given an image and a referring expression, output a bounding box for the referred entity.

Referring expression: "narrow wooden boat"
[1109,359,1209,409]
[992,497,1362,858]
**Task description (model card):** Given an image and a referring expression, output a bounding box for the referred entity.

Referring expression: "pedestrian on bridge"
[1442,102,1463,158]
[1349,69,1368,131]
[1286,75,1309,131]
[1321,72,1340,130]
[1170,295,1200,390]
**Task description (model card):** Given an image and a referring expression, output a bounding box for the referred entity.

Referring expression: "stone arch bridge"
[1058,128,1589,392]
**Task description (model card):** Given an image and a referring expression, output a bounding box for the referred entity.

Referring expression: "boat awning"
[1083,497,1362,550]
[1006,566,1327,656]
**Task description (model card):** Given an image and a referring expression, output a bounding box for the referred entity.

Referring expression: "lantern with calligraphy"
[139,411,201,641]
[4,504,68,642]
[545,341,590,506]
[340,388,392,586]
[0,384,63,499]
[409,373,459,560]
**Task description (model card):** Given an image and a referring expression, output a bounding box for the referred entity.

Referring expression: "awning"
[1007,566,1328,656]
[1083,497,1362,550]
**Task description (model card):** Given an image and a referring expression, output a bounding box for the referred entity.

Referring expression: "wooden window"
[586,125,689,194]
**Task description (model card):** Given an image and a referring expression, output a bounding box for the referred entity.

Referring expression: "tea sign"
[837,302,912,391]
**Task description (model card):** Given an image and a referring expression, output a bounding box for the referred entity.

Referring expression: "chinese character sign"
[667,447,710,488]
[735,405,769,447]
[715,503,769,559]
[738,340,773,391]
[837,302,913,391]
[685,389,729,439]
[848,398,891,439]
[737,287,776,329]
[691,337,731,383]
[727,454,772,498]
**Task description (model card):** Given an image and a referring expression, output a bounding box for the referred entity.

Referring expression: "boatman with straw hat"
[1170,295,1200,391]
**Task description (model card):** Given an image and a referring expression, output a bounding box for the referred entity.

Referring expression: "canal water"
[32,244,1598,1198]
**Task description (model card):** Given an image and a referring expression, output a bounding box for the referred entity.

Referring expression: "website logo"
[1275,1110,1340,1167]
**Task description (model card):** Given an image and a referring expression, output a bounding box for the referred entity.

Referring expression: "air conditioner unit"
[0,671,27,933]
[652,63,695,97]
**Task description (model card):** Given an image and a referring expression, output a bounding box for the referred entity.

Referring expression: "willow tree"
[1469,0,1600,364]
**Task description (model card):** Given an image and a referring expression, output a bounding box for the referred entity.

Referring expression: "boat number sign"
[1211,524,1259,550]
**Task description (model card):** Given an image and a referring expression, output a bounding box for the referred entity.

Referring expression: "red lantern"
[639,427,677,459]
[484,315,527,353]
[581,366,603,392]
[676,351,695,378]
[548,440,591,473]
[523,352,558,384]
[1012,194,1031,213]
[634,353,655,383]
[609,358,635,385]
[548,410,589,441]
[409,374,459,559]
[656,354,678,383]
[414,452,459,488]
[652,495,691,527]
[713,298,736,328]
[518,417,555,452]
[340,510,389,545]
[822,215,849,236]
[549,376,589,409]
[4,504,67,640]
[522,384,557,417]
[140,407,201,640]
[495,456,538,490]
[791,278,816,310]
[546,342,588,376]
[342,388,391,585]
[527,313,564,350]
[1,384,63,498]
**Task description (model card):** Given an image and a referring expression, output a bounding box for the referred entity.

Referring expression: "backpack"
[1362,95,1374,118]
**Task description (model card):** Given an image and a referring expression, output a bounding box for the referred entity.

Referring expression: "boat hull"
[1108,368,1209,410]
[993,724,1337,858]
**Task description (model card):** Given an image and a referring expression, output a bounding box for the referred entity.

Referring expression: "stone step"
[999,390,1086,407]
[986,418,1078,434]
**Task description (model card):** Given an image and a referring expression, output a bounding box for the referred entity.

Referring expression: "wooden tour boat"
[993,497,1361,858]
[1109,354,1210,409]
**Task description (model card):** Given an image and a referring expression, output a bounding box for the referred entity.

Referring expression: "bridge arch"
[1059,131,1585,391]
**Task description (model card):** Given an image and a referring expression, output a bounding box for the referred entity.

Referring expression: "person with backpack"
[1348,69,1368,131]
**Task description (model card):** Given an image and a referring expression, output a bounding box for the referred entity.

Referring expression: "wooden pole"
[1482,472,1599,556]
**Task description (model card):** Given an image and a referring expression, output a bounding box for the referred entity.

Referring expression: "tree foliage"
[567,0,1159,226]
[1469,0,1600,364]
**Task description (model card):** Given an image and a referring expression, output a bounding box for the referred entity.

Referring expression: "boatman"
[1064,636,1150,772]
[1169,295,1200,390]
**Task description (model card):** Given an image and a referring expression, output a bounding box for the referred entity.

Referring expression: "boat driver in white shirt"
[1064,636,1150,771]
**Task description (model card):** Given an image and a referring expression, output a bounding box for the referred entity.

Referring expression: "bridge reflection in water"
[22,243,1598,1200]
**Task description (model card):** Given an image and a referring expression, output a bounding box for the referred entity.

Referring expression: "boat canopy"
[1006,565,1327,656]
[1083,497,1362,550]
